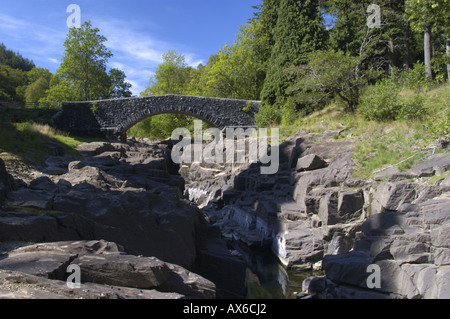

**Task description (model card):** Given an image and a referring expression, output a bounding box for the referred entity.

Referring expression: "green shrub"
[398,94,427,120]
[427,107,450,138]
[390,63,430,90]
[359,79,402,121]
[281,100,298,126]
[255,104,281,128]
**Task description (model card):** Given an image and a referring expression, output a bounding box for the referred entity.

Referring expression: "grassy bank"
[0,105,98,166]
[279,83,450,179]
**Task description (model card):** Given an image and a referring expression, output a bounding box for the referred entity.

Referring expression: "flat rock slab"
[0,240,216,299]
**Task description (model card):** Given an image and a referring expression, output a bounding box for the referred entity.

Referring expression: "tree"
[42,76,78,103]
[108,68,132,98]
[0,43,35,72]
[288,50,379,113]
[54,21,113,101]
[0,64,27,101]
[137,51,195,139]
[24,68,52,103]
[325,0,419,74]
[406,0,450,80]
[202,22,268,100]
[260,0,327,121]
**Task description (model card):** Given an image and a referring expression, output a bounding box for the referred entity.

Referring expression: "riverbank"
[1,125,449,299]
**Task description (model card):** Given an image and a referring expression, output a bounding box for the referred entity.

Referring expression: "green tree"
[0,43,35,72]
[108,68,132,98]
[406,0,450,80]
[288,50,379,113]
[24,68,52,103]
[42,77,78,103]
[142,50,193,96]
[203,22,268,100]
[260,0,327,122]
[50,21,113,101]
[136,51,195,139]
[0,64,27,101]
[325,0,419,74]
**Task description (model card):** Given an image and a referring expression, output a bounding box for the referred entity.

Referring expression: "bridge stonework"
[52,95,261,140]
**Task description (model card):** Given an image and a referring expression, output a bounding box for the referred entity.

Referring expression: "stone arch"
[118,109,221,136]
[53,95,261,140]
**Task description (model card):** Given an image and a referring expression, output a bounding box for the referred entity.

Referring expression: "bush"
[255,104,281,128]
[398,94,427,120]
[390,63,431,91]
[281,100,298,126]
[427,106,450,138]
[359,79,402,121]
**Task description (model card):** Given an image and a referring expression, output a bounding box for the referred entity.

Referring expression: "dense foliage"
[0,22,132,105]
[1,1,448,139]
[133,0,449,136]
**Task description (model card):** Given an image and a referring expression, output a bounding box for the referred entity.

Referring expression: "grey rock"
[0,240,216,299]
[390,240,430,264]
[0,270,185,299]
[322,251,371,288]
[439,175,450,192]
[361,211,406,237]
[374,166,399,181]
[5,189,54,210]
[68,161,85,171]
[371,181,419,214]
[296,154,327,172]
[73,254,172,289]
[410,154,450,177]
[0,158,14,203]
[76,142,117,156]
[44,156,73,176]
[29,176,57,193]
[337,189,365,222]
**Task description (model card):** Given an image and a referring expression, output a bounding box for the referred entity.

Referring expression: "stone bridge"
[52,95,261,140]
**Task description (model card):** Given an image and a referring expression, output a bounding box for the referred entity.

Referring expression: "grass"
[278,83,449,179]
[0,105,101,166]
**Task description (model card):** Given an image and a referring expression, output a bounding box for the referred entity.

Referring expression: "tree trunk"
[404,21,410,71]
[388,36,395,74]
[447,35,450,83]
[424,25,433,79]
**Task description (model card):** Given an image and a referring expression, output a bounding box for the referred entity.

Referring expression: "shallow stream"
[230,242,322,299]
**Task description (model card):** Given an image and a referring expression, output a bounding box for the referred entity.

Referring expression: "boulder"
[44,156,73,176]
[409,153,450,177]
[0,240,216,299]
[272,221,324,268]
[76,142,117,156]
[59,166,124,190]
[371,181,419,214]
[0,158,14,203]
[29,176,58,193]
[5,189,55,211]
[0,270,184,299]
[295,154,327,172]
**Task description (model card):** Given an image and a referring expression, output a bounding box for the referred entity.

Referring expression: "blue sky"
[0,0,261,95]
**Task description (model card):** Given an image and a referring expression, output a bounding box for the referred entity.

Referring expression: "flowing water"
[231,242,323,299]
[186,187,323,299]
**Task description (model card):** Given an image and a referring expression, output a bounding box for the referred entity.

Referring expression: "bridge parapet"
[52,95,261,140]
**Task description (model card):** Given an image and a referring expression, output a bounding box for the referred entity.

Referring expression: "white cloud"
[96,18,203,96]
[0,13,204,96]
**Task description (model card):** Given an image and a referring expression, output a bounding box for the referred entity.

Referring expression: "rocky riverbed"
[182,129,450,299]
[0,140,246,299]
[0,130,449,299]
